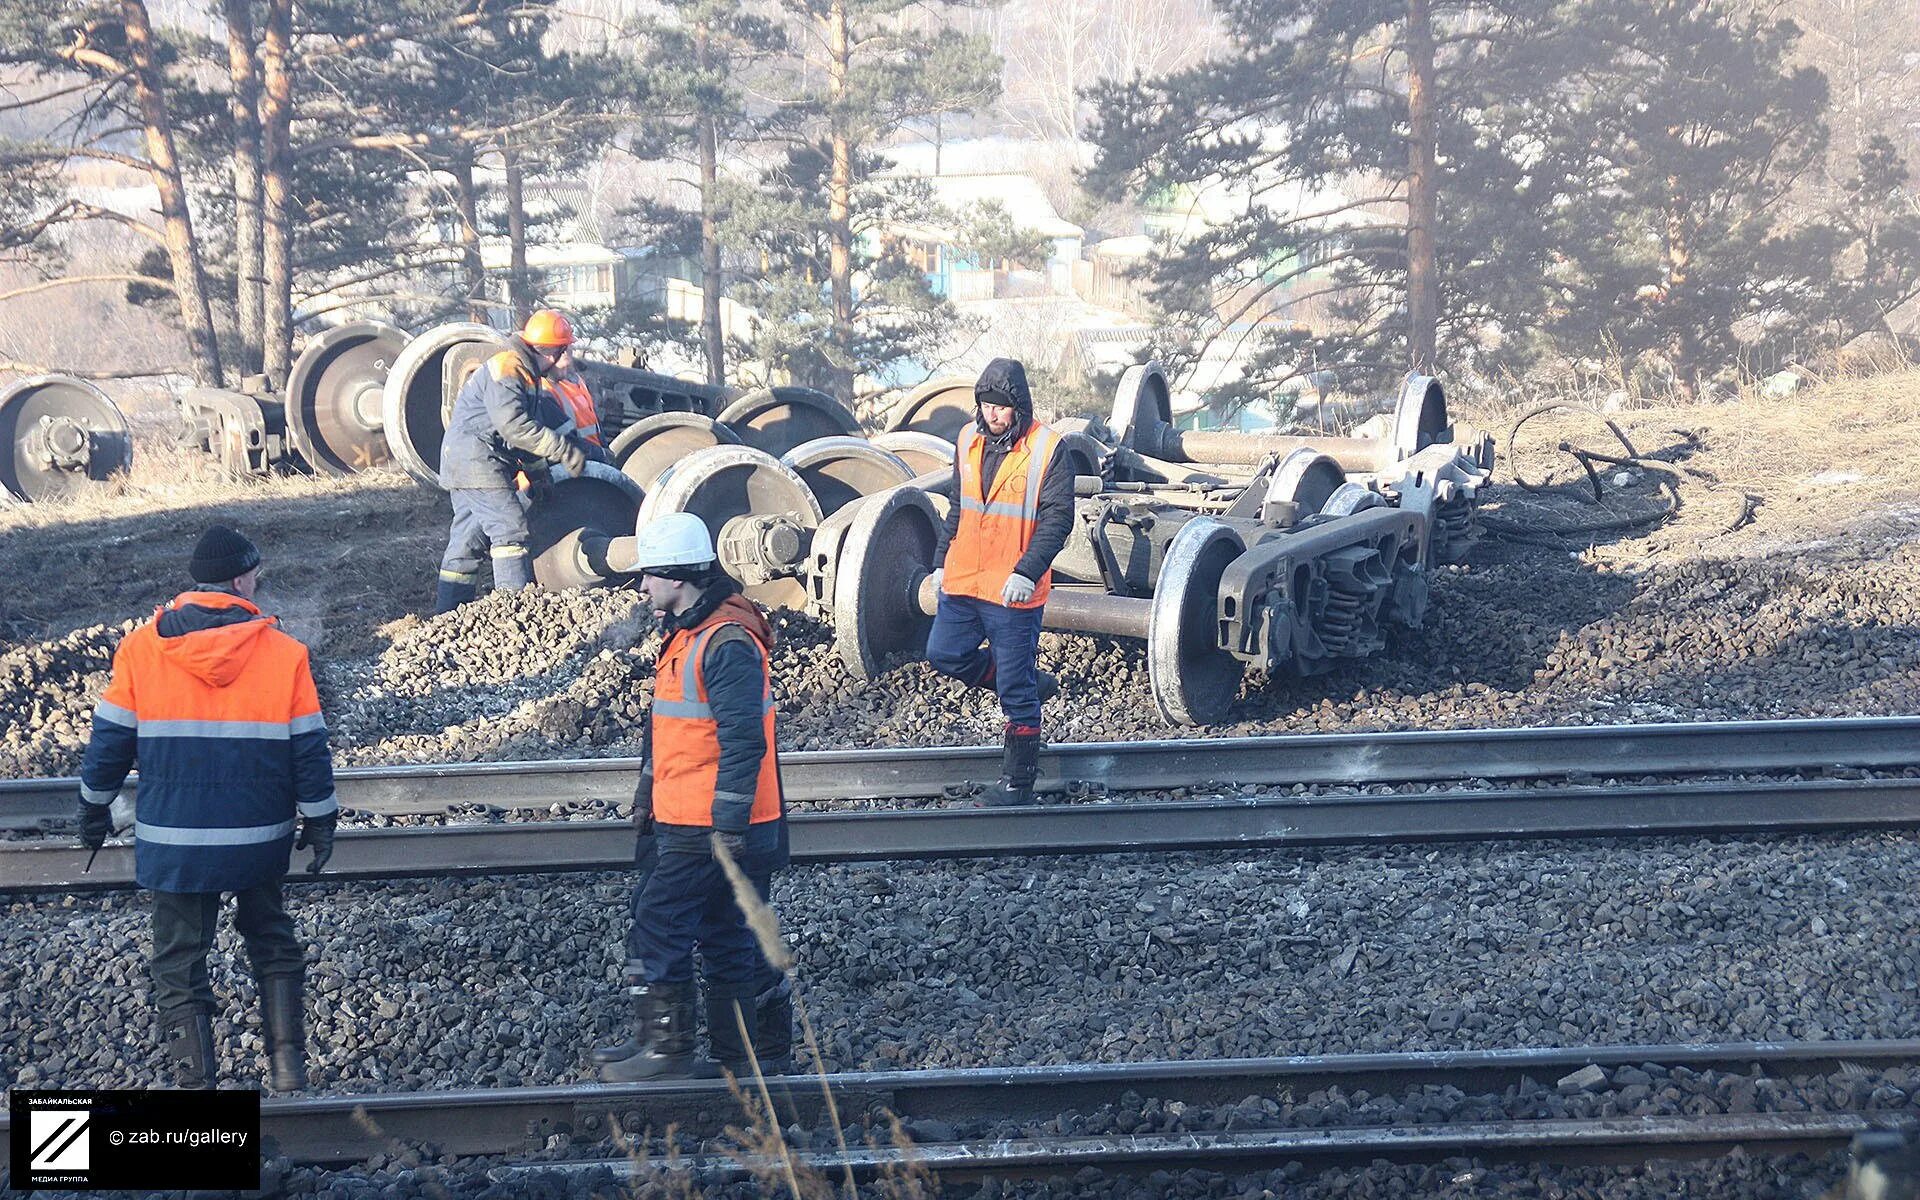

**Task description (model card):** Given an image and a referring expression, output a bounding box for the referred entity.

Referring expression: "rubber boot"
[160,1008,215,1090]
[590,962,647,1065]
[259,972,308,1092]
[979,724,1043,807]
[1036,670,1059,705]
[434,578,477,614]
[598,980,695,1082]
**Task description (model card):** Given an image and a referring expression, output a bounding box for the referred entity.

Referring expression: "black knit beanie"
[189,525,261,584]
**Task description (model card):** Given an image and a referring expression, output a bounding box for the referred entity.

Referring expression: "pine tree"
[1085,0,1566,404]
[755,0,999,396]
[616,0,787,384]
[1542,0,1833,394]
[0,0,228,384]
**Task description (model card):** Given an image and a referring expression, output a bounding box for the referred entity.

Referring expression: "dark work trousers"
[629,844,779,1000]
[441,486,532,591]
[151,882,304,1018]
[925,591,1047,725]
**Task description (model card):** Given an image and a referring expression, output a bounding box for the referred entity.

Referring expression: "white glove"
[929,567,944,595]
[1000,572,1036,606]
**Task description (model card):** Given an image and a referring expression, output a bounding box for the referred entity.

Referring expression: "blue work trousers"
[441,486,531,590]
[627,837,780,1000]
[925,591,1046,725]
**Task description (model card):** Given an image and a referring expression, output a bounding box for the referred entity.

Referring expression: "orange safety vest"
[552,375,601,446]
[650,605,781,827]
[946,420,1060,608]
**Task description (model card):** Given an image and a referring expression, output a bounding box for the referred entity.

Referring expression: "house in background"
[873,168,1085,301]
[477,177,631,314]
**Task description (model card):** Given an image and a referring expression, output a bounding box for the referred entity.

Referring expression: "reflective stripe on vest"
[650,616,782,827]
[946,421,1059,608]
[136,819,295,846]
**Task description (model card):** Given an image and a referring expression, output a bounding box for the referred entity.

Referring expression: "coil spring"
[1318,581,1370,655]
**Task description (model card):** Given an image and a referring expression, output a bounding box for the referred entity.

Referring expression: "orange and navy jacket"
[941,418,1065,608]
[650,590,782,844]
[439,337,577,488]
[79,591,336,893]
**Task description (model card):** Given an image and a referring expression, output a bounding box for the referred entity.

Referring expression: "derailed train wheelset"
[4,317,1494,727]
[551,360,1494,727]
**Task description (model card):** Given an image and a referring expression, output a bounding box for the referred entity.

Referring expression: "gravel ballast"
[7,538,1920,779]
[6,830,1917,1093]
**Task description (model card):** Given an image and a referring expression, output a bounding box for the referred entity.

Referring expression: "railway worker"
[434,308,595,614]
[925,356,1074,806]
[592,511,793,1081]
[76,525,337,1091]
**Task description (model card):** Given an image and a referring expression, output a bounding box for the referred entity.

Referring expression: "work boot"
[259,972,308,1092]
[598,980,695,1082]
[754,976,795,1076]
[1036,670,1059,705]
[698,978,794,1078]
[160,1008,215,1090]
[434,578,476,614]
[979,723,1043,807]
[590,962,648,1065]
[698,992,752,1078]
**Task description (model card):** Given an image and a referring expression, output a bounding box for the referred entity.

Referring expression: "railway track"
[511,1112,1881,1185]
[4,715,1917,829]
[7,715,1920,890]
[3,1039,1909,1177]
[10,774,1920,890]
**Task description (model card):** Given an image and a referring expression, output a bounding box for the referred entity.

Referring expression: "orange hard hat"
[523,309,575,348]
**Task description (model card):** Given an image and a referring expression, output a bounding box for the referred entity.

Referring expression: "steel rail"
[9,775,1920,892]
[4,1039,1909,1171]
[4,715,1919,830]
[500,1112,1881,1183]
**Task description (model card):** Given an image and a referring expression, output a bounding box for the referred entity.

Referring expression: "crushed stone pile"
[6,534,1920,779]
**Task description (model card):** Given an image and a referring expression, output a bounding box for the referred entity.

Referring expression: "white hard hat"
[629,511,715,573]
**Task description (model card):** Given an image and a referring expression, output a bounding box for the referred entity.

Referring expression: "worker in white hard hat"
[591,511,792,1081]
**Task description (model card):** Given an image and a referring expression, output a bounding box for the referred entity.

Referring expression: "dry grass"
[0,426,417,533]
[1467,367,1920,564]
[0,429,446,658]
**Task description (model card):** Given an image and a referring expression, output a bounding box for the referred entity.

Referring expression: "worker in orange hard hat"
[435,309,599,613]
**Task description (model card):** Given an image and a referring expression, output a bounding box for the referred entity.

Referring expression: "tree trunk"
[1404,0,1439,375]
[504,145,532,325]
[1661,173,1696,399]
[224,0,263,377]
[259,0,294,386]
[825,0,857,396]
[451,156,488,322]
[697,22,725,387]
[121,0,224,387]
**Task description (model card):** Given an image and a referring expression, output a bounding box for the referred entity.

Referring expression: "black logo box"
[9,1089,259,1192]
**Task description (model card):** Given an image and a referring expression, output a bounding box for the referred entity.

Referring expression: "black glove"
[713,829,747,860]
[632,765,654,831]
[523,472,556,505]
[558,436,589,478]
[296,813,337,875]
[78,800,112,850]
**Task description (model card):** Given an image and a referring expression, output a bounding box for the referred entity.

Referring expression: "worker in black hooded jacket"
[925,357,1074,805]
